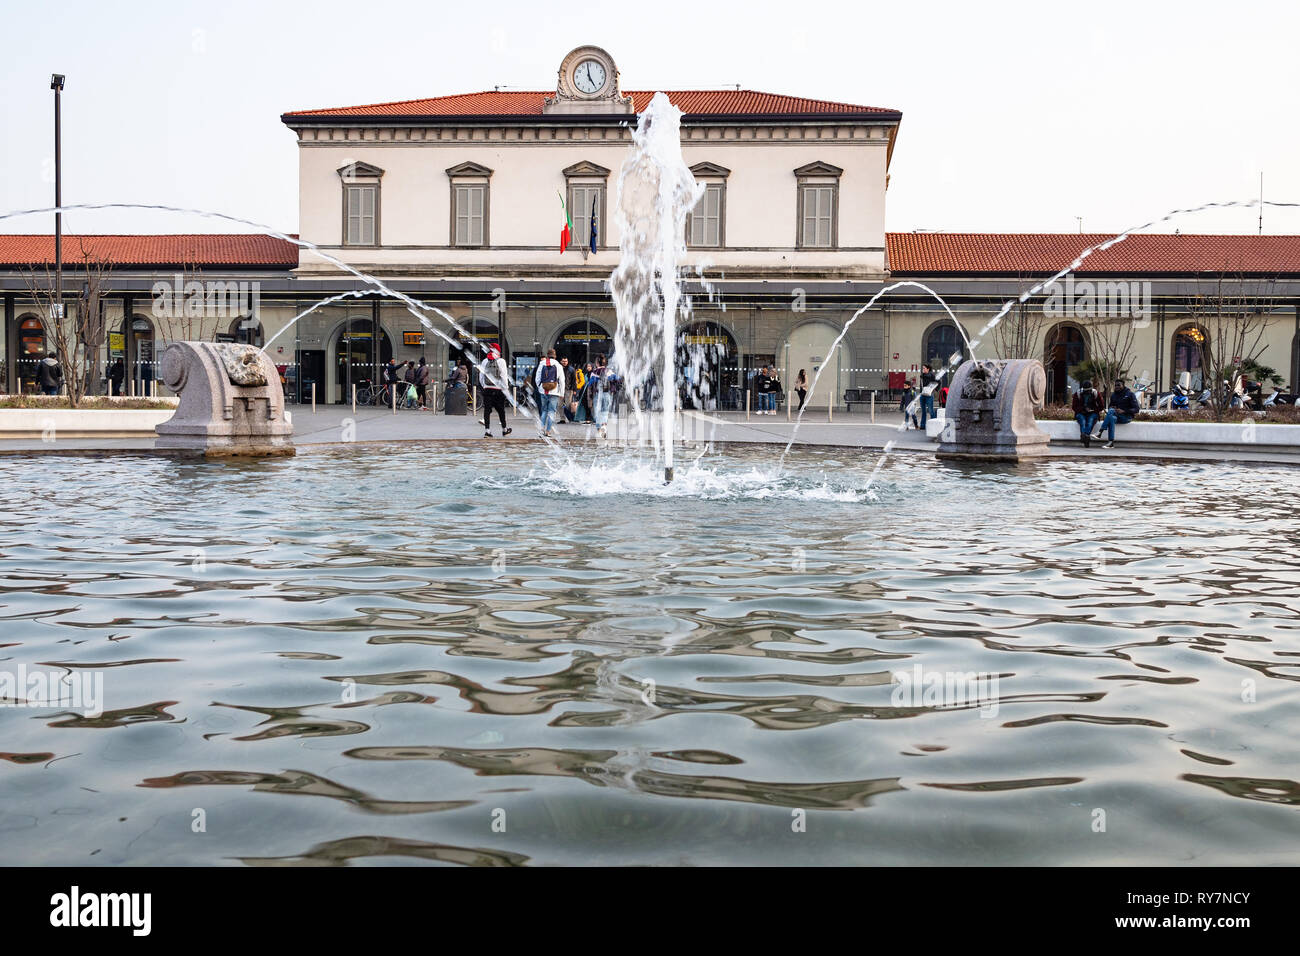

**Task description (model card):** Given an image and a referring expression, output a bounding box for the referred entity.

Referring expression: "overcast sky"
[2,0,1297,239]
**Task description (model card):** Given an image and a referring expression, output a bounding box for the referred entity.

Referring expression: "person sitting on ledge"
[1096,377,1141,449]
[1071,379,1103,448]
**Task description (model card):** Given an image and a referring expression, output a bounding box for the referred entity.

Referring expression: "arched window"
[923,320,966,371]
[229,317,263,347]
[1171,323,1208,392]
[1043,322,1088,404]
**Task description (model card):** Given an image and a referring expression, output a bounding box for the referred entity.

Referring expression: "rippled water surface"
[1,445,1297,866]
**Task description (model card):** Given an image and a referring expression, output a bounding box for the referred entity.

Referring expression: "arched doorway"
[1043,322,1088,404]
[17,314,46,390]
[1171,323,1208,392]
[553,318,612,369]
[922,319,967,372]
[678,319,737,410]
[332,318,392,403]
[784,320,847,411]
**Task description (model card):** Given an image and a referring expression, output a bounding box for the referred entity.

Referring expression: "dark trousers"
[483,388,507,429]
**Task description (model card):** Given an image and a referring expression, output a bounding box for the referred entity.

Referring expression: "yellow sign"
[108,333,125,352]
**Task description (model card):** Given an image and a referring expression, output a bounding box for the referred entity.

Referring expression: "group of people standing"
[900,364,942,430]
[382,357,436,410]
[530,351,617,438]
[751,367,811,413]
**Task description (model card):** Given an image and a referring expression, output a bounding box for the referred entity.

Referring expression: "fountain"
[153,341,294,457]
[609,93,704,483]
[935,358,1049,462]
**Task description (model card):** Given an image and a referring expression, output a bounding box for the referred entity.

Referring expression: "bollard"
[471,387,477,417]
[828,398,833,423]
[746,390,750,421]
[787,396,791,422]
[311,381,316,412]
[870,390,875,423]
[351,383,356,414]
[391,381,396,414]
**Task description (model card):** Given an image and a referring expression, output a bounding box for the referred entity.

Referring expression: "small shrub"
[0,395,175,410]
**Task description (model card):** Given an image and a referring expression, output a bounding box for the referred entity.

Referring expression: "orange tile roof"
[283,89,899,120]
[0,234,300,269]
[887,232,1300,277]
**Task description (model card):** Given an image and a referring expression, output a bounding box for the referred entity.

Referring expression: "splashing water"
[608,93,704,483]
[778,196,1300,468]
[0,201,575,460]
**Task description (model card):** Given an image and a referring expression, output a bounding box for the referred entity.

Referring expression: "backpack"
[1079,389,1100,414]
[539,362,559,393]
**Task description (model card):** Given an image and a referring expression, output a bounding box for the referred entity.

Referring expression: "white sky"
[2,0,1298,238]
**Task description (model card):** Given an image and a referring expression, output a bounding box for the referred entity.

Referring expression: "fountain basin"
[1,443,1296,866]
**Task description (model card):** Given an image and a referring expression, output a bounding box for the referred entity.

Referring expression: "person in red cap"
[478,343,512,438]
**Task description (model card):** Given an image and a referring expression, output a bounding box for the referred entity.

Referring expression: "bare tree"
[992,274,1047,359]
[151,251,230,345]
[1074,313,1139,400]
[20,240,115,407]
[1187,272,1278,420]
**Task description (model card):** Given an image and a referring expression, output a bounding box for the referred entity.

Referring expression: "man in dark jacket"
[37,352,63,395]
[108,357,125,397]
[414,357,432,410]
[1096,377,1140,448]
[1071,379,1103,447]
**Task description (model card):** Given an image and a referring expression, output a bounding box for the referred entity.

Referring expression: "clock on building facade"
[544,46,633,114]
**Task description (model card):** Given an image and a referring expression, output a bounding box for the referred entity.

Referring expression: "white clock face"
[573,59,607,95]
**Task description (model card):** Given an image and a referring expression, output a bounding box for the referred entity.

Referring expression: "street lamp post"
[51,74,65,326]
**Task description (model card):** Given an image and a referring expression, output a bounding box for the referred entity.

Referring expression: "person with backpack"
[37,351,63,396]
[1072,379,1103,448]
[1095,377,1141,449]
[535,348,564,437]
[478,343,512,438]
[108,357,125,397]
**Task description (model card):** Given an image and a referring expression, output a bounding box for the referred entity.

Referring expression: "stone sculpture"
[154,342,294,457]
[936,358,1049,461]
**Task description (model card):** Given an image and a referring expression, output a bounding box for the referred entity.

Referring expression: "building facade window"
[446,162,493,248]
[687,163,729,249]
[563,161,610,252]
[338,162,384,247]
[794,161,843,250]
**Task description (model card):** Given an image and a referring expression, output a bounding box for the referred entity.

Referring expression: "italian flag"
[558,190,573,253]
